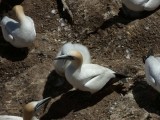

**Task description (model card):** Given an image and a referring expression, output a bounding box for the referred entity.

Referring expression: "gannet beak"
[54,55,74,60]
[142,48,154,63]
[35,97,51,111]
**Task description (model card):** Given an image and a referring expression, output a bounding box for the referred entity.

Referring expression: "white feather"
[143,0,160,11]
[1,10,36,48]
[145,56,160,92]
[122,0,160,11]
[0,115,22,120]
[65,63,116,94]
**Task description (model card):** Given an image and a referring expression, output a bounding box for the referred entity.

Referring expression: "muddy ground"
[0,0,160,119]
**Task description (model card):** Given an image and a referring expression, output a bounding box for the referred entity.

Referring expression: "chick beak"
[54,55,74,60]
[35,97,51,112]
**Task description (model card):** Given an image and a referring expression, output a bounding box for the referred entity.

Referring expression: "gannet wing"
[2,17,19,41]
[148,65,160,85]
[84,71,116,93]
[4,25,14,41]
[143,0,160,11]
[0,115,22,120]
[5,20,19,33]
[148,70,156,84]
[156,57,160,63]
[80,64,115,83]
[0,25,14,42]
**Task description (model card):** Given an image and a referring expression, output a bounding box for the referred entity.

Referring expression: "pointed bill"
[54,55,74,60]
[35,97,51,111]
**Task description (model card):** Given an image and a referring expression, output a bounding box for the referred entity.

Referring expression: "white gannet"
[54,42,91,77]
[143,49,160,93]
[1,5,36,48]
[122,0,160,18]
[54,51,127,94]
[122,0,160,11]
[0,97,51,120]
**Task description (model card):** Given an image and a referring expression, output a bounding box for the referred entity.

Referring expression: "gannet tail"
[142,48,154,63]
[115,73,128,79]
[104,73,128,87]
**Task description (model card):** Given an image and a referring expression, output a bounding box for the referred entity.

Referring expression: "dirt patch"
[0,0,160,119]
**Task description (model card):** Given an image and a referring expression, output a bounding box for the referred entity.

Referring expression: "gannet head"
[142,48,154,63]
[12,5,25,21]
[54,51,83,65]
[23,97,51,120]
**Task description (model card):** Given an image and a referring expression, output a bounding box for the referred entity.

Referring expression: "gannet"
[54,42,91,77]
[1,5,36,48]
[122,0,160,18]
[143,49,160,93]
[0,97,51,120]
[54,51,127,94]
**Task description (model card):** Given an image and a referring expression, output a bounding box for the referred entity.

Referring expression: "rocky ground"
[0,0,160,119]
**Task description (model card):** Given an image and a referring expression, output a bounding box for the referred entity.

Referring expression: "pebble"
[57,26,61,32]
[45,15,51,19]
[125,49,131,59]
[140,112,149,120]
[144,26,150,30]
[51,9,57,15]
[61,41,67,44]
[42,35,49,41]
[124,92,134,99]
[113,102,117,105]
[110,107,114,110]
[59,18,66,27]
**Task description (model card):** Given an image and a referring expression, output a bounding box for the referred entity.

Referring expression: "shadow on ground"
[88,6,160,35]
[0,31,29,61]
[132,76,160,116]
[56,0,73,24]
[43,70,73,99]
[118,4,160,20]
[0,39,29,61]
[0,0,24,14]
[41,77,126,119]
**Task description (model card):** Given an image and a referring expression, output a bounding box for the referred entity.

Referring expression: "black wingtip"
[147,48,154,56]
[142,48,154,64]
[115,73,128,79]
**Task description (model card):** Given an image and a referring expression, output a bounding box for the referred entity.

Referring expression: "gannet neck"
[13,5,26,23]
[23,102,36,120]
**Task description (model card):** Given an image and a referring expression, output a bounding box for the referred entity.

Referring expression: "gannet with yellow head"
[55,51,127,94]
[143,49,160,93]
[1,5,36,48]
[0,97,51,120]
